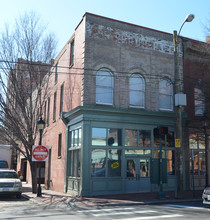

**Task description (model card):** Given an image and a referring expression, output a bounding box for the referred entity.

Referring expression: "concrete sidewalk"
[22,182,203,208]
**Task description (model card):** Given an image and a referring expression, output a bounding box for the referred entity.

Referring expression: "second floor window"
[194,88,205,115]
[60,84,64,116]
[96,68,113,105]
[70,40,74,66]
[47,97,50,126]
[53,92,57,121]
[44,101,47,123]
[55,63,58,84]
[159,79,173,111]
[129,74,145,108]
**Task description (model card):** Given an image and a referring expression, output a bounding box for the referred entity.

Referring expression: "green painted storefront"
[62,105,181,197]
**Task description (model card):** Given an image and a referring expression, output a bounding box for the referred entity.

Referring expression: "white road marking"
[117,214,183,220]
[77,207,134,213]
[93,210,156,217]
[162,204,205,210]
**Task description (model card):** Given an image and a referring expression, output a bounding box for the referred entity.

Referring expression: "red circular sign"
[32,145,49,161]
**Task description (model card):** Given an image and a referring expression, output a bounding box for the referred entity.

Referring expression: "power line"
[0,59,209,86]
[0,59,176,78]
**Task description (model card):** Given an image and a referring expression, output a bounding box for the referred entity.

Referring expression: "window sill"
[129,105,145,109]
[159,108,173,112]
[69,63,74,69]
[96,102,113,106]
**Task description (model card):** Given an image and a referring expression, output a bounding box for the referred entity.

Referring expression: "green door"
[126,158,151,192]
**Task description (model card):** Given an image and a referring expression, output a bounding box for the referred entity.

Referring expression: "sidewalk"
[22,182,203,208]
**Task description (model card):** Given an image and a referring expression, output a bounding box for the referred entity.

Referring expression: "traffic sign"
[175,139,181,148]
[32,145,49,162]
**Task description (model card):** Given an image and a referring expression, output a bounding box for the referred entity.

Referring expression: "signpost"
[32,145,49,162]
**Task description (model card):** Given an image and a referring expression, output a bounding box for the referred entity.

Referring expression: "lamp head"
[185,14,195,22]
[37,117,45,131]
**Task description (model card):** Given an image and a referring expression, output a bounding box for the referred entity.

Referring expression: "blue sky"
[0,0,209,52]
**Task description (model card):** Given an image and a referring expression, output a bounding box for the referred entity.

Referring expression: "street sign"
[32,145,49,162]
[175,139,181,148]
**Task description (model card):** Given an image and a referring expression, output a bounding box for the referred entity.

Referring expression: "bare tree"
[0,11,57,193]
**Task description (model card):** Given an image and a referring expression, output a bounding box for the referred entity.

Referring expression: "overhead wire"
[0,59,209,96]
[0,59,197,82]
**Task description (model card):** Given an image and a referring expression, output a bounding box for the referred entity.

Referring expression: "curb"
[22,192,202,207]
[88,199,203,207]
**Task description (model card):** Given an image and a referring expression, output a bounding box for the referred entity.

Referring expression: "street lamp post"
[201,112,209,187]
[37,117,45,197]
[173,14,194,199]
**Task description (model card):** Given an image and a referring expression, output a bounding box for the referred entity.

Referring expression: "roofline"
[83,12,172,36]
[58,12,206,64]
[83,12,205,44]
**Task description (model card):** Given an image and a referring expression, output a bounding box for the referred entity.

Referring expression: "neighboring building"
[6,58,52,182]
[22,13,210,197]
[183,38,210,190]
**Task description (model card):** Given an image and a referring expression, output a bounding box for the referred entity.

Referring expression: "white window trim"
[129,74,145,108]
[159,79,173,111]
[96,68,114,105]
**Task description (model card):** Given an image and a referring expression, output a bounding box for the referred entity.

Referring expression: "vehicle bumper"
[202,194,210,204]
[0,187,22,195]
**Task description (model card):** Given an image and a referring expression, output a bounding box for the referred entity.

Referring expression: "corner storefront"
[63,106,177,197]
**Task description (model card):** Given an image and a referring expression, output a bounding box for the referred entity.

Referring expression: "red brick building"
[183,38,210,190]
[21,13,210,196]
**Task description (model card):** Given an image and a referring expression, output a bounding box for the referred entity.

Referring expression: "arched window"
[159,79,173,110]
[129,74,145,108]
[96,68,113,105]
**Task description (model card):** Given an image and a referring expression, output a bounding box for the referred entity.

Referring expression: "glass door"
[125,158,150,192]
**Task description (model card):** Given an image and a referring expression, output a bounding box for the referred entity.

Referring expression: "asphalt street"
[0,196,209,220]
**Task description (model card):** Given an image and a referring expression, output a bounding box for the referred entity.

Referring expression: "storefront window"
[91,149,106,177]
[154,150,166,159]
[189,133,206,176]
[154,132,174,148]
[189,134,198,149]
[108,129,122,146]
[125,149,151,155]
[125,129,138,146]
[74,130,78,146]
[199,152,206,175]
[69,128,82,148]
[92,128,106,146]
[71,131,74,148]
[78,129,82,146]
[125,129,151,147]
[108,149,121,177]
[92,128,122,146]
[69,149,81,177]
[139,130,151,147]
[167,132,175,147]
[166,150,175,175]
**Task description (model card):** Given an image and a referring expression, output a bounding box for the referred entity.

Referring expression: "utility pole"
[173,14,194,199]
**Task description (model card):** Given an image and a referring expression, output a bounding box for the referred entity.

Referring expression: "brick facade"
[36,13,179,193]
[22,13,210,195]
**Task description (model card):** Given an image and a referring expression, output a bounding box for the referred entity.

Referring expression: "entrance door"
[126,158,150,192]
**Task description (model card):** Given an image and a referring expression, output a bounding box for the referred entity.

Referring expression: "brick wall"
[83,13,176,111]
